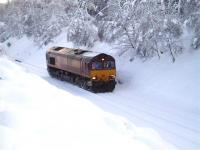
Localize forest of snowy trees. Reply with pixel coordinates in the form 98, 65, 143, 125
0, 0, 200, 61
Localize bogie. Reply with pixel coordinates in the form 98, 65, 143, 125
47, 66, 115, 92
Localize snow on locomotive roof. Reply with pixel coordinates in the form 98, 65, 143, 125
49, 47, 102, 58
82, 51, 101, 57
49, 47, 72, 53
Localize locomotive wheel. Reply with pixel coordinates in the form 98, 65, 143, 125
80, 81, 85, 89
83, 81, 90, 90
47, 66, 116, 93
78, 80, 88, 90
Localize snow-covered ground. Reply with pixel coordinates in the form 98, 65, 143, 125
0, 57, 178, 150
0, 35, 200, 150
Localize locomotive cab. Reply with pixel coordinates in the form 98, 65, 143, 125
88, 54, 116, 92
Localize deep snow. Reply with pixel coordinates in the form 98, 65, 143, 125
0, 57, 176, 150
0, 34, 200, 149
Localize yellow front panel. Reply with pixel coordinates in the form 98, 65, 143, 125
90, 69, 116, 81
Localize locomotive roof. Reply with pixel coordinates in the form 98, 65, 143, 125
82, 51, 100, 57
49, 47, 102, 58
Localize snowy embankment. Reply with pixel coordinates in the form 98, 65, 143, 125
0, 57, 176, 150
0, 35, 200, 149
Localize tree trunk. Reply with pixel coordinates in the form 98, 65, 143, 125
178, 0, 183, 15
168, 39, 176, 63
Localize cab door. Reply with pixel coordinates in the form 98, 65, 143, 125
81, 58, 85, 76
81, 59, 90, 77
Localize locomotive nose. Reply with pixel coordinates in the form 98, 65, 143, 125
101, 74, 106, 80
91, 70, 116, 82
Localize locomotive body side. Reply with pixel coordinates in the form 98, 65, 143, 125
46, 47, 91, 77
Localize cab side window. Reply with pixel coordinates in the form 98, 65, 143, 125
49, 57, 55, 65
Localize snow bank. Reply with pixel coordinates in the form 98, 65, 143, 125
4, 37, 38, 61
1, 34, 199, 149
116, 50, 200, 113
0, 57, 177, 150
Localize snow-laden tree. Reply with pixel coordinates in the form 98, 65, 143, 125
67, 8, 98, 47
0, 0, 199, 60
161, 0, 200, 50
182, 0, 200, 49
106, 0, 183, 62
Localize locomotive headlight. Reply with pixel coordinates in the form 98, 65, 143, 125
92, 76, 96, 80
109, 75, 116, 79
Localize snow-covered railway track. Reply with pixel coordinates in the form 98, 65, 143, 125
103, 93, 199, 133
44, 77, 199, 149
89, 93, 199, 149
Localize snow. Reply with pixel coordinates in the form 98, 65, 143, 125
0, 34, 200, 150
0, 57, 176, 150
114, 52, 200, 149
0, 22, 5, 27
82, 51, 100, 57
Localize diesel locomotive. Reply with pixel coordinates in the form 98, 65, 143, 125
46, 47, 116, 92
